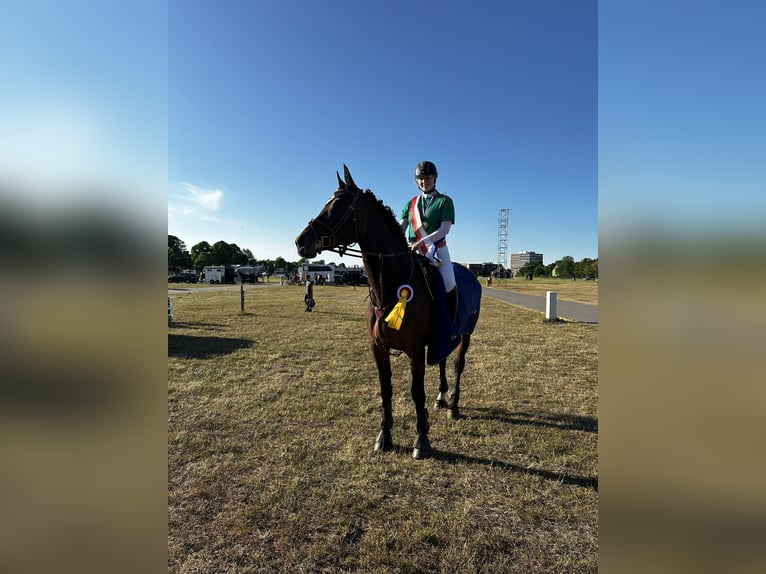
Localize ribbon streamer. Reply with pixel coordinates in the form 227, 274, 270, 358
384, 285, 413, 331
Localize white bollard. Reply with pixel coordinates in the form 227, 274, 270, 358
546, 291, 557, 320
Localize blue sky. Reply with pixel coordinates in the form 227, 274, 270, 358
1, 1, 166, 216
2, 2, 761, 268
168, 0, 598, 266
599, 0, 765, 238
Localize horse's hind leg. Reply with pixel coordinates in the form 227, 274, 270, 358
448, 335, 471, 420
373, 344, 394, 452
434, 359, 449, 410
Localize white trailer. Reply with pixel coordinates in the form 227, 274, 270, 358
201, 265, 225, 284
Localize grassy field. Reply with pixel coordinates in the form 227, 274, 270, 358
168, 284, 598, 573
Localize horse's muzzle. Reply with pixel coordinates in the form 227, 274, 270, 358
295, 233, 319, 258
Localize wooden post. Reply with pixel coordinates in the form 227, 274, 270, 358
240, 285, 245, 312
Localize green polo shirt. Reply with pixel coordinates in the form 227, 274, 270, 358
400, 191, 455, 243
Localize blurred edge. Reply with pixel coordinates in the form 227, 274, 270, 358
0, 2, 167, 574
600, 224, 766, 574
599, 1, 766, 571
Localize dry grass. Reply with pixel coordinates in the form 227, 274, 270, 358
168, 284, 598, 573
486, 277, 598, 305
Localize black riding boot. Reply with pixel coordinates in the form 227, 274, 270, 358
446, 288, 458, 321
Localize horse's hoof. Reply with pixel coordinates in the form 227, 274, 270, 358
412, 436, 432, 460
434, 399, 448, 410
447, 408, 460, 420
412, 446, 432, 460
374, 430, 393, 452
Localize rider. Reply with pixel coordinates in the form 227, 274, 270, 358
399, 160, 458, 319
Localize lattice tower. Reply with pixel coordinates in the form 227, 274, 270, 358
497, 208, 510, 271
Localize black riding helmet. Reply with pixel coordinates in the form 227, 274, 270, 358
414, 161, 438, 180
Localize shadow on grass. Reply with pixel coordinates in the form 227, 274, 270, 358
168, 321, 228, 330
375, 444, 597, 490
433, 449, 598, 491
468, 407, 598, 433
168, 334, 253, 359
229, 310, 363, 321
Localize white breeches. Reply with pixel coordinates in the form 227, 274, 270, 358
434, 245, 456, 292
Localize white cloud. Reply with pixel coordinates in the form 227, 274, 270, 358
168, 182, 226, 226
179, 182, 223, 211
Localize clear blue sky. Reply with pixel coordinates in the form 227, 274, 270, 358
599, 0, 765, 238
168, 0, 598, 267
3, 2, 761, 267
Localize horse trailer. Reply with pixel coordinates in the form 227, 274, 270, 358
200, 265, 236, 284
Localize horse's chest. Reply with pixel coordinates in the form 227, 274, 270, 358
371, 306, 418, 352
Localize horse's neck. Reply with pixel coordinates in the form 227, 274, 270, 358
357, 203, 410, 306
356, 205, 401, 256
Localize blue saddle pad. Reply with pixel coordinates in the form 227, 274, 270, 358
427, 264, 482, 365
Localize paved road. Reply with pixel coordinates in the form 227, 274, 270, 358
481, 287, 598, 324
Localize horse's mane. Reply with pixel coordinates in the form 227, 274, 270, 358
362, 189, 408, 249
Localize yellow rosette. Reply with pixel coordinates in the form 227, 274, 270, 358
384, 285, 413, 331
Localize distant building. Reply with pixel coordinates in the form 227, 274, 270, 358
510, 251, 543, 277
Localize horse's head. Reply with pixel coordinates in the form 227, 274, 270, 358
295, 165, 363, 258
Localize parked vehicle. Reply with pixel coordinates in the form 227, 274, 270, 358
336, 270, 368, 285
168, 271, 198, 283
235, 265, 264, 284
200, 265, 236, 284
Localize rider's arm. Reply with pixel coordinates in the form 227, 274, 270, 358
413, 220, 452, 247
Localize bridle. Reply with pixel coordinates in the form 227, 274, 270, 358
303, 187, 362, 258
306, 186, 409, 260
304, 183, 431, 333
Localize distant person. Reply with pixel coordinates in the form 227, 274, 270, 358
304, 276, 315, 312
399, 160, 457, 318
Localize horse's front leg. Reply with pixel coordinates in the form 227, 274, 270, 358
410, 350, 432, 460
372, 343, 394, 453
434, 359, 449, 410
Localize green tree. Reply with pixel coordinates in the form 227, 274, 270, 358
190, 241, 214, 269
227, 243, 250, 266
273, 256, 287, 271
553, 256, 575, 278
168, 235, 193, 271
574, 257, 598, 278
211, 241, 234, 265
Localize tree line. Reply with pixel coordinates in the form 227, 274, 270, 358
518, 255, 598, 279
168, 235, 299, 276
169, 235, 597, 279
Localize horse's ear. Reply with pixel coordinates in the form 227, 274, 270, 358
343, 164, 358, 190
336, 171, 345, 189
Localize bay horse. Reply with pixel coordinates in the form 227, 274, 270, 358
295, 166, 481, 459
